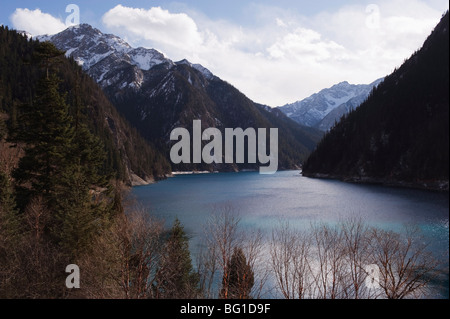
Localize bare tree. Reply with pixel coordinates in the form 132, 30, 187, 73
310, 222, 348, 299
0, 135, 24, 175
1, 197, 68, 298
125, 209, 164, 298
242, 229, 269, 299
78, 218, 125, 299
270, 221, 313, 299
368, 225, 440, 299
340, 218, 374, 299
80, 207, 164, 299
24, 196, 48, 243
196, 238, 218, 299
198, 204, 242, 299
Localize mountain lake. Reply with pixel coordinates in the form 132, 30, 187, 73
132, 170, 449, 298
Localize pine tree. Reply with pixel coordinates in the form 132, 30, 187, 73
33, 41, 65, 79
13, 73, 74, 207
12, 42, 115, 259
220, 247, 254, 299
54, 167, 97, 258
155, 218, 200, 298
53, 119, 111, 258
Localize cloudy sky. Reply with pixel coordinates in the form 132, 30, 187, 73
1, 0, 448, 106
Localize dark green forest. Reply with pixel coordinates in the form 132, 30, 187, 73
0, 26, 171, 185
303, 12, 449, 190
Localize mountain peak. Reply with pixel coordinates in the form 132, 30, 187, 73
176, 59, 191, 65
279, 79, 383, 129
37, 24, 176, 86
36, 23, 324, 172
54, 23, 102, 38
303, 12, 449, 188
175, 59, 214, 79
37, 24, 219, 86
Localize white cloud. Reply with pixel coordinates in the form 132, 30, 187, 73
10, 8, 66, 36
100, 1, 446, 106
266, 28, 347, 62
11, 1, 447, 107
102, 5, 203, 54
276, 18, 288, 28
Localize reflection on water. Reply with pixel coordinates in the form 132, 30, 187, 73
132, 170, 449, 298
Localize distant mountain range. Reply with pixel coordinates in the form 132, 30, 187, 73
278, 79, 384, 131
39, 24, 323, 172
303, 11, 449, 191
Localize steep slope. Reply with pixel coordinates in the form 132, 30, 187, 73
303, 12, 449, 191
279, 79, 383, 129
39, 25, 175, 90
0, 26, 171, 185
42, 24, 322, 172
315, 78, 384, 131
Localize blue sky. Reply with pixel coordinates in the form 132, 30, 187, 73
2, 1, 448, 106
1, 1, 381, 27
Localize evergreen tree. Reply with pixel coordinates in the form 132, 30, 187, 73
13, 73, 75, 209
220, 247, 254, 299
54, 118, 111, 258
155, 218, 200, 298
54, 167, 97, 258
13, 69, 110, 258
33, 41, 65, 79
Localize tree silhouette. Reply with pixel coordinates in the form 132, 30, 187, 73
220, 247, 254, 299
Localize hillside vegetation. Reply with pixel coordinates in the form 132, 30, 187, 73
303, 12, 449, 191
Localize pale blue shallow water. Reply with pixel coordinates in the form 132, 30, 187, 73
132, 170, 449, 298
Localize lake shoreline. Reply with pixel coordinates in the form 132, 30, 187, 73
132, 170, 449, 299
132, 169, 449, 193
302, 172, 449, 193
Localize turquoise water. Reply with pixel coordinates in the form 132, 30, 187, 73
132, 170, 449, 298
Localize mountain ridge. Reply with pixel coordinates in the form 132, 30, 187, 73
40, 23, 323, 172
302, 12, 449, 191
279, 78, 384, 131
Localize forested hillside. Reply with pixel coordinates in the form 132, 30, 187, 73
303, 12, 449, 191
42, 24, 323, 172
0, 25, 177, 298
0, 26, 171, 186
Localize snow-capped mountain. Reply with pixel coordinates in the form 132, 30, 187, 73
38, 24, 177, 89
278, 79, 383, 130
303, 12, 449, 190
38, 23, 323, 171
176, 59, 214, 80
37, 24, 218, 93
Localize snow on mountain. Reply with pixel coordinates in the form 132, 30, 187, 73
278, 79, 384, 130
175, 59, 215, 80
316, 78, 384, 131
17, 30, 33, 39
33, 23, 324, 171
36, 24, 215, 90
128, 47, 168, 71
